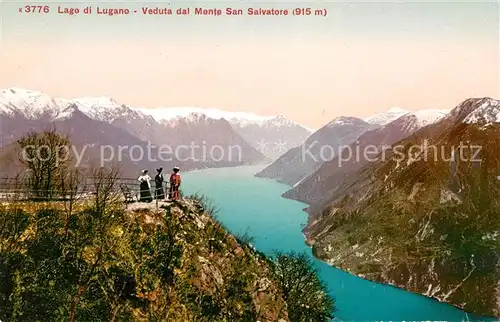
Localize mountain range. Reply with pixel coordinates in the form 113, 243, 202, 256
282, 108, 450, 210
283, 113, 427, 208
0, 88, 312, 176
134, 107, 314, 160
256, 107, 449, 187
299, 97, 500, 317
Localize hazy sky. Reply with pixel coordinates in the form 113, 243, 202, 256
1, 0, 499, 128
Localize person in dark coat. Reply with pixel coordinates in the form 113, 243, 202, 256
138, 169, 152, 202
154, 167, 165, 200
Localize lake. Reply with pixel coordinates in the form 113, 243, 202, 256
182, 165, 483, 321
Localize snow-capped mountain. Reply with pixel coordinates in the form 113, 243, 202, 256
137, 107, 314, 159
0, 88, 312, 160
0, 88, 150, 123
365, 107, 449, 127
364, 107, 409, 125
462, 98, 500, 125
412, 109, 449, 126
0, 88, 62, 120
0, 87, 267, 175
58, 96, 157, 125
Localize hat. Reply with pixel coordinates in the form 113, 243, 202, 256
173, 166, 180, 171
142, 169, 148, 174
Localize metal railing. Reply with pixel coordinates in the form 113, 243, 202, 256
0, 176, 174, 202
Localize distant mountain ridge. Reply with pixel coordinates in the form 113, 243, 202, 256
255, 116, 380, 186
255, 107, 449, 187
136, 107, 314, 159
364, 107, 409, 125
364, 106, 449, 126
136, 106, 313, 129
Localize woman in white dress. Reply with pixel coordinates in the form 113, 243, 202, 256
138, 169, 152, 202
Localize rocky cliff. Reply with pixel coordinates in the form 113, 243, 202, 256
304, 98, 500, 317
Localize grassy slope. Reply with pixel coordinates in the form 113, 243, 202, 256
0, 197, 289, 321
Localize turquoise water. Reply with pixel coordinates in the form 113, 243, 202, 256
182, 165, 488, 321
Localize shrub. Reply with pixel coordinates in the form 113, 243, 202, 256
272, 251, 335, 322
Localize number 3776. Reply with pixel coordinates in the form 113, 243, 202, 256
21, 5, 50, 13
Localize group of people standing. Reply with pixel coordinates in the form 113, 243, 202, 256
137, 167, 181, 202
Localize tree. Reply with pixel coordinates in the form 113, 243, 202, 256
89, 166, 122, 217
272, 251, 335, 322
17, 129, 71, 200
61, 168, 85, 236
